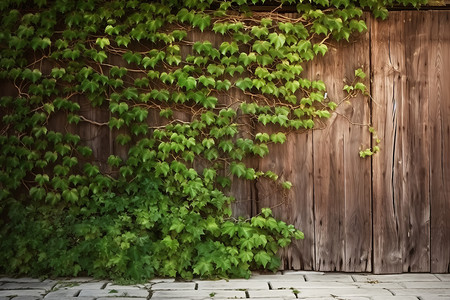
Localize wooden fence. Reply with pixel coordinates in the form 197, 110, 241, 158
241, 10, 450, 274
46, 9, 450, 274
2, 10, 449, 274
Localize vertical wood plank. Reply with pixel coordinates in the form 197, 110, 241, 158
429, 11, 450, 273
402, 11, 431, 273
372, 11, 432, 273
256, 130, 315, 270
372, 11, 405, 273
312, 17, 372, 272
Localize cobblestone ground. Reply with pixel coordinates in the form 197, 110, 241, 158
0, 271, 449, 300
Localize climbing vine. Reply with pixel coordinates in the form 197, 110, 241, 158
0, 0, 425, 281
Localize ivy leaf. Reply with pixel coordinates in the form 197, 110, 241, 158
313, 43, 328, 56
279, 22, 294, 34
213, 22, 228, 35
268, 33, 286, 49
80, 79, 99, 93
252, 40, 270, 54
202, 96, 218, 109
192, 14, 210, 32
254, 251, 271, 268
123, 51, 142, 65
260, 18, 272, 27
230, 162, 246, 178
201, 111, 215, 125
312, 80, 326, 91
30, 37, 51, 50
238, 52, 257, 66
270, 132, 287, 144
355, 82, 366, 93
216, 79, 231, 91
193, 259, 213, 276
219, 41, 239, 55
178, 76, 197, 91
219, 140, 233, 152
202, 138, 215, 149
252, 144, 269, 157
312, 23, 329, 35
51, 68, 66, 79
251, 26, 269, 38
285, 81, 300, 93
235, 78, 253, 91
355, 68, 366, 79
95, 37, 110, 49
115, 35, 131, 47
62, 188, 79, 203
297, 40, 311, 53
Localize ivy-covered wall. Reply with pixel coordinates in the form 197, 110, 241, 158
0, 0, 427, 281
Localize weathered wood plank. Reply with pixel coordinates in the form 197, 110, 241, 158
371, 11, 405, 274
372, 11, 432, 273
429, 11, 450, 273
312, 16, 372, 272
256, 129, 315, 270
402, 10, 431, 273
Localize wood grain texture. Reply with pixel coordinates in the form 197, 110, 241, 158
312, 17, 372, 272
402, 11, 431, 273
372, 11, 436, 273
429, 11, 450, 273
256, 129, 315, 270
371, 11, 405, 273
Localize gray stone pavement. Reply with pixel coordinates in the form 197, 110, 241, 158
0, 271, 449, 300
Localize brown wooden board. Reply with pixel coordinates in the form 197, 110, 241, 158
311, 18, 372, 272
372, 11, 433, 273
256, 129, 315, 270
429, 11, 450, 273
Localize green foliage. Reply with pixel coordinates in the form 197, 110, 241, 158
0, 0, 423, 282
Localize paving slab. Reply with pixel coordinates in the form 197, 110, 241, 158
0, 290, 46, 297
196, 279, 269, 290
390, 288, 450, 296
43, 289, 80, 298
44, 296, 93, 300
104, 282, 144, 290
420, 296, 450, 300
437, 274, 450, 282
282, 271, 325, 275
53, 281, 107, 290
295, 298, 336, 300
288, 288, 392, 298
148, 278, 176, 283
9, 297, 43, 300
401, 281, 450, 289
0, 282, 56, 291
0, 278, 42, 283
353, 274, 440, 282
151, 282, 196, 290
52, 277, 94, 283
371, 296, 419, 300
151, 289, 246, 299
305, 274, 355, 282
97, 298, 147, 300
78, 288, 149, 298
249, 274, 306, 282
271, 281, 404, 290
247, 289, 297, 298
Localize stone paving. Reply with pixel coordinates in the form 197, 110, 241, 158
0, 271, 449, 300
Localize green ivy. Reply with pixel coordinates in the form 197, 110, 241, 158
0, 0, 425, 281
